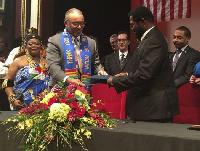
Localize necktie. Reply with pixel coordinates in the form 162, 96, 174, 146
172, 49, 181, 71
74, 38, 82, 79
120, 53, 125, 70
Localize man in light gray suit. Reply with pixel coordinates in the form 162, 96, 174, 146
47, 8, 106, 88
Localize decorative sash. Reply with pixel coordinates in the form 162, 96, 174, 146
61, 27, 91, 85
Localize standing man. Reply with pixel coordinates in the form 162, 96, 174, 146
47, 8, 106, 88
169, 26, 200, 88
100, 34, 119, 67
104, 31, 132, 75
107, 6, 179, 122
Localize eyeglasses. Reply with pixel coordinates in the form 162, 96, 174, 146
118, 39, 128, 42
70, 21, 86, 27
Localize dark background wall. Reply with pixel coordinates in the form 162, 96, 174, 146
3, 0, 131, 58
51, 0, 131, 59
0, 0, 16, 50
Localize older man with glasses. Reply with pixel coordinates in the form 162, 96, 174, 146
47, 8, 107, 90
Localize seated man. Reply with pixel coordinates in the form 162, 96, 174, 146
169, 26, 200, 87
104, 31, 132, 76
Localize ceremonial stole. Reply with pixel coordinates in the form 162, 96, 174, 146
61, 28, 91, 86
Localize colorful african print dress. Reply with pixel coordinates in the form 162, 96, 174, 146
13, 64, 49, 107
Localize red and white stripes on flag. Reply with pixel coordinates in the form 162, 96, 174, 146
140, 0, 191, 22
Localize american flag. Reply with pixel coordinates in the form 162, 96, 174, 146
140, 0, 191, 22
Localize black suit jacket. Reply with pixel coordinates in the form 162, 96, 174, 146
104, 51, 133, 76
112, 27, 179, 121
169, 46, 200, 87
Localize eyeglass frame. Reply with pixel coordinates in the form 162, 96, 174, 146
66, 20, 86, 27
117, 38, 128, 42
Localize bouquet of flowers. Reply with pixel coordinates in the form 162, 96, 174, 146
3, 82, 116, 151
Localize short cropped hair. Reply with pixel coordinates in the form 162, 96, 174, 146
176, 26, 191, 38
64, 8, 83, 22
118, 31, 129, 40
128, 6, 154, 23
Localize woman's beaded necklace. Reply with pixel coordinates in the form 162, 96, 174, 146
26, 51, 41, 68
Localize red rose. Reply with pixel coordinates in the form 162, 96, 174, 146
70, 101, 78, 109
48, 97, 57, 106
67, 111, 76, 121
59, 99, 67, 104
75, 107, 86, 118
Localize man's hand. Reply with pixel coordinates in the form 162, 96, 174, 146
98, 70, 108, 75
66, 77, 85, 87
190, 75, 196, 84
115, 72, 127, 77
107, 76, 114, 87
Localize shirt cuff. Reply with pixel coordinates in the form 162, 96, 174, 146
63, 76, 69, 82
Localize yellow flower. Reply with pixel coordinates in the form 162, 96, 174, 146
25, 119, 33, 128
18, 122, 25, 129
84, 130, 91, 139
81, 128, 85, 133
77, 129, 80, 135
39, 145, 44, 149
49, 103, 71, 122
41, 92, 56, 104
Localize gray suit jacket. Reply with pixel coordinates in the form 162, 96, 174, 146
47, 33, 103, 87
112, 27, 179, 121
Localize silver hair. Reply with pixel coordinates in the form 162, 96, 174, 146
64, 8, 83, 22
110, 34, 118, 39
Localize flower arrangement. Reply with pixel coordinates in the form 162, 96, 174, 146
3, 82, 116, 151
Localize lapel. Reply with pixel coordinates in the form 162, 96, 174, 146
175, 46, 191, 70
114, 51, 120, 69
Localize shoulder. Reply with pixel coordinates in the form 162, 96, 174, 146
13, 55, 26, 63
108, 52, 117, 57
186, 46, 200, 55
85, 36, 96, 44
48, 33, 62, 43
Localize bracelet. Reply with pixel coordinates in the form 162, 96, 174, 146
2, 79, 14, 89
8, 94, 17, 104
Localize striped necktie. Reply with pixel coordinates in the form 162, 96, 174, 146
172, 49, 182, 71
74, 38, 82, 79
120, 53, 125, 70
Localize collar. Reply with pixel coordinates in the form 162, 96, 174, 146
177, 45, 188, 52
141, 26, 155, 41
119, 50, 128, 58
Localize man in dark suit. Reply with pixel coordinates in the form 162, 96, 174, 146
47, 8, 106, 88
169, 26, 200, 88
109, 34, 119, 53
104, 31, 132, 76
107, 6, 179, 122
